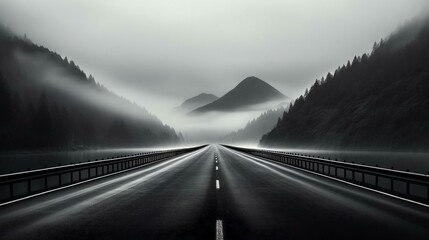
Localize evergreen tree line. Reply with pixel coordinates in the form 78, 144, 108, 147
222, 107, 285, 144
0, 26, 180, 151
260, 15, 429, 151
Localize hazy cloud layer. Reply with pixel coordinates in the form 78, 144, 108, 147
0, 0, 427, 139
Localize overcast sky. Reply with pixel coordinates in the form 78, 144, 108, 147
0, 0, 427, 138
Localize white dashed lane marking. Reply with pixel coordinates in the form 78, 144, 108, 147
216, 220, 224, 240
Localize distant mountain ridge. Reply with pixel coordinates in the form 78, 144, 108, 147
175, 93, 218, 113
260, 15, 429, 151
190, 76, 286, 114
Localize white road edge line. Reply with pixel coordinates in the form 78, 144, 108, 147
223, 146, 429, 209
0, 147, 208, 207
216, 220, 224, 240
216, 180, 220, 189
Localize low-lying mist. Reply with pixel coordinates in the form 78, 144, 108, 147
14, 49, 287, 145
0, 34, 180, 150
164, 110, 268, 143
15, 51, 159, 123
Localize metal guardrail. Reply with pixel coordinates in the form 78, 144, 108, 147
0, 145, 207, 204
224, 145, 429, 204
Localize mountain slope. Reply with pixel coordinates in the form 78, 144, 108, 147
260, 15, 429, 151
222, 108, 285, 144
0, 26, 180, 150
175, 93, 218, 113
191, 76, 286, 114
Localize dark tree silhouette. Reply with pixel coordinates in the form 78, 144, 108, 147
0, 25, 181, 151
260, 15, 429, 151
222, 108, 285, 144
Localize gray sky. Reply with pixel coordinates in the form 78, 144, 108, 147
0, 0, 427, 139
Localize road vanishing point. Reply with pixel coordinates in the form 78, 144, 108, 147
0, 145, 428, 240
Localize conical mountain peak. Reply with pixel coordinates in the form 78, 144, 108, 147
239, 76, 266, 85
190, 76, 287, 114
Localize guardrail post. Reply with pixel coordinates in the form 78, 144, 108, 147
427, 185, 429, 201
406, 182, 410, 196
45, 176, 48, 190
375, 175, 378, 188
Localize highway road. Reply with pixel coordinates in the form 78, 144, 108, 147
0, 145, 428, 240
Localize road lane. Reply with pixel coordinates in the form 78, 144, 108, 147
1, 144, 428, 240
0, 146, 217, 240
218, 145, 429, 240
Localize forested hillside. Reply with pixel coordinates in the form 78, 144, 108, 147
0, 26, 181, 151
260, 15, 429, 151
222, 108, 285, 144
